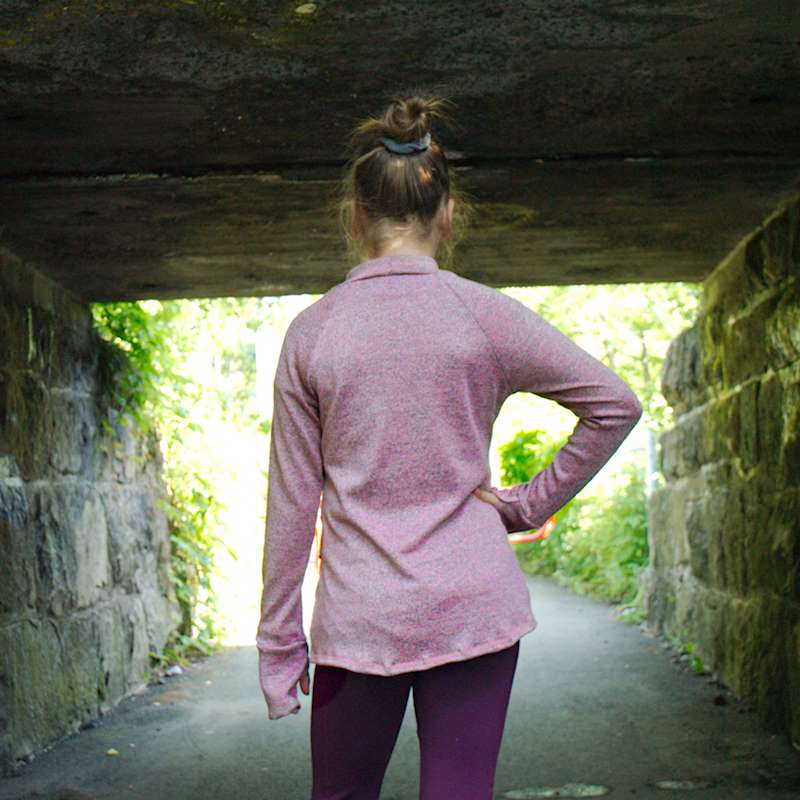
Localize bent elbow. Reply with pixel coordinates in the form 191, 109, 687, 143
622, 391, 644, 425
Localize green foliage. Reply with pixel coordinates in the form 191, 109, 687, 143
503, 282, 702, 435
499, 435, 650, 606
669, 638, 707, 674
495, 429, 576, 576
92, 301, 183, 437
91, 299, 232, 663
497, 429, 566, 487
548, 462, 649, 605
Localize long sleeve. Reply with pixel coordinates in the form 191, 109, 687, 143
256, 321, 324, 719
481, 291, 643, 533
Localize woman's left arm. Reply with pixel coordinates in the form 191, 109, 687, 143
256, 323, 324, 720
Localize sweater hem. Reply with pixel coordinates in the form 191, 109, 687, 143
309, 617, 537, 676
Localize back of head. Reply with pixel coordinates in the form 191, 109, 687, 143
337, 93, 474, 270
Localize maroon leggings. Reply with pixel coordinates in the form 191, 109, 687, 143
309, 640, 520, 800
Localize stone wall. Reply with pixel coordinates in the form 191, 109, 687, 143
640, 195, 800, 744
0, 250, 178, 775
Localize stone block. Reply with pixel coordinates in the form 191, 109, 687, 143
766, 278, 800, 366
105, 419, 145, 484
29, 483, 110, 615
0, 617, 78, 767
685, 498, 709, 584
0, 298, 28, 372
703, 198, 799, 316
743, 200, 798, 288
671, 566, 699, 634
646, 487, 670, 569
118, 594, 150, 693
746, 488, 800, 600
142, 586, 178, 656
726, 594, 797, 734
73, 491, 111, 610
719, 481, 748, 596
669, 574, 730, 678
4, 372, 50, 481
684, 461, 737, 593
1, 261, 97, 391
0, 460, 29, 527
686, 582, 724, 674
781, 365, 800, 488
100, 483, 155, 594
699, 306, 725, 389
93, 602, 129, 709
737, 380, 759, 472
703, 246, 751, 330
47, 392, 96, 476
58, 611, 108, 722
720, 293, 781, 389
638, 564, 674, 635
647, 484, 684, 570
0, 465, 33, 617
659, 412, 703, 479
757, 370, 785, 482
659, 323, 706, 416
46, 312, 98, 394
97, 481, 176, 642
21, 305, 53, 378
700, 393, 738, 465
648, 470, 709, 573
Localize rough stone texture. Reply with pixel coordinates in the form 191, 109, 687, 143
0, 1, 798, 298
0, 158, 799, 300
0, 250, 179, 776
1, 1, 798, 175
640, 194, 800, 745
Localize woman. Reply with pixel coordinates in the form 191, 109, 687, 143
257, 94, 643, 800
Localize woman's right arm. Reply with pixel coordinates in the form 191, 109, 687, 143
478, 289, 643, 534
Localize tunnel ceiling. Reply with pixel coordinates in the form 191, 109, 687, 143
0, 0, 799, 299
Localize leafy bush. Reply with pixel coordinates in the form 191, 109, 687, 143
545, 461, 648, 605
499, 430, 649, 606
91, 300, 229, 663
496, 429, 575, 576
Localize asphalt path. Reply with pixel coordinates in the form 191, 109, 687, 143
2, 573, 799, 799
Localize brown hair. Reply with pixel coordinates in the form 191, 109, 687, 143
336, 93, 475, 271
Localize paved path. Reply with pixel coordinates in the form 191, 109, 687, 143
2, 574, 799, 800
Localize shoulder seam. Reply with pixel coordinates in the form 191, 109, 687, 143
437, 272, 512, 396
285, 302, 325, 403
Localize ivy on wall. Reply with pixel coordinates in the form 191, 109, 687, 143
91, 299, 231, 662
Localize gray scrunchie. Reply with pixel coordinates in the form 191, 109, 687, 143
379, 132, 431, 154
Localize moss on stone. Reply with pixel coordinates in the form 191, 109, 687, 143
648, 195, 800, 745
474, 202, 539, 230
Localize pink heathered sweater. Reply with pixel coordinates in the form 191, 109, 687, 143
256, 254, 643, 719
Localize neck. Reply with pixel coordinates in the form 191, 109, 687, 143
368, 239, 439, 259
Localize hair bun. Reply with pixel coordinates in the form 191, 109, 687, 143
380, 96, 429, 145
346, 94, 458, 155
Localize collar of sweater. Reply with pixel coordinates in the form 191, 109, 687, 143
345, 254, 439, 283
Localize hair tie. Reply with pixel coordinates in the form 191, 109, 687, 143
379, 132, 431, 154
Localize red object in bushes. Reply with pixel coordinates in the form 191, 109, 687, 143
508, 515, 557, 544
